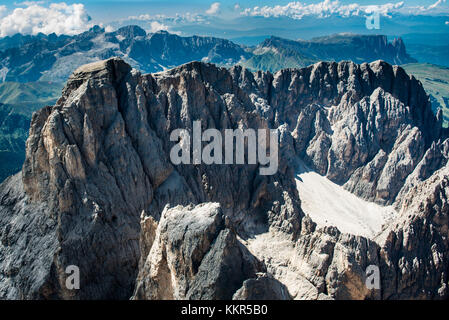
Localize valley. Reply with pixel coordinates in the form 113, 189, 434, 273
402, 63, 449, 126
0, 81, 63, 181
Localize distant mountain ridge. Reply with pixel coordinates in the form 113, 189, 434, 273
0, 25, 251, 83
242, 34, 417, 72
0, 27, 417, 84
0, 27, 444, 184
0, 33, 70, 52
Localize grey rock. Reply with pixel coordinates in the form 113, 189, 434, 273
233, 273, 291, 300
132, 203, 264, 300
378, 165, 449, 299
0, 173, 57, 299
0, 57, 448, 300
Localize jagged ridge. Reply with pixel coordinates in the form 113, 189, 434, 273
0, 57, 448, 300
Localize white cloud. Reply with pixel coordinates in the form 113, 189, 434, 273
149, 21, 169, 32
104, 25, 115, 33
14, 1, 45, 6
206, 2, 221, 15
0, 3, 93, 37
409, 0, 447, 13
241, 0, 449, 19
446, 21, 449, 25
125, 12, 207, 25
127, 14, 153, 21
428, 0, 445, 10
363, 2, 404, 15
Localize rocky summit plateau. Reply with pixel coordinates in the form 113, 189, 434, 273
0, 57, 448, 300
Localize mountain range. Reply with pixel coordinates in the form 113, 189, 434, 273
0, 0, 449, 301
242, 34, 416, 72
0, 26, 418, 84
0, 25, 251, 83
1, 57, 448, 300
116, 13, 449, 46
0, 26, 448, 186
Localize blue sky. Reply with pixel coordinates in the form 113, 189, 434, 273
1, 1, 448, 21
0, 0, 448, 38
56, 1, 449, 20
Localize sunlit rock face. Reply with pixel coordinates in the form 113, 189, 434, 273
0, 57, 448, 300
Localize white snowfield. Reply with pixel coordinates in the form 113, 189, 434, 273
295, 161, 396, 239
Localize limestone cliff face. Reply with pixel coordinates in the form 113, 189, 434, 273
0, 57, 448, 299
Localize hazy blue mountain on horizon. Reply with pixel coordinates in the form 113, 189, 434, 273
0, 33, 70, 52
0, 26, 420, 84
113, 13, 449, 45
0, 25, 251, 83
241, 34, 417, 72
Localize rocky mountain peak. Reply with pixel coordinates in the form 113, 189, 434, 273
114, 25, 147, 38
1, 57, 449, 300
74, 25, 105, 41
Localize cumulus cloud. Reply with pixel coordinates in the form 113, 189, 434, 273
127, 14, 155, 21
124, 16, 181, 35
104, 25, 115, 33
125, 12, 206, 25
206, 2, 221, 15
149, 21, 170, 32
240, 0, 431, 19
121, 12, 206, 35
0, 2, 93, 37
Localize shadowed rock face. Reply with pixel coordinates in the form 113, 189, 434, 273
0, 57, 448, 300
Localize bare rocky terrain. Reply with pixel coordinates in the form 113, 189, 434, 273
0, 57, 448, 299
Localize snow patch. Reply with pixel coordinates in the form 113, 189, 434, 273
253, 46, 278, 55
116, 35, 126, 42
295, 161, 396, 238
